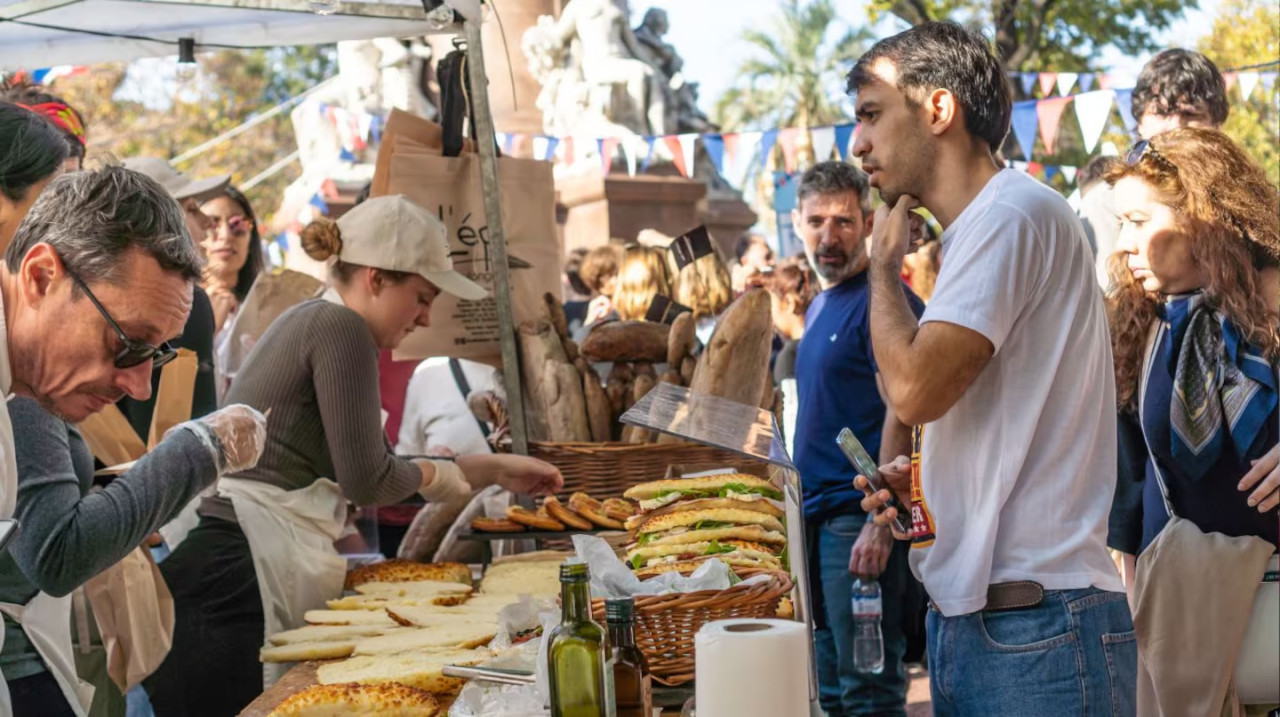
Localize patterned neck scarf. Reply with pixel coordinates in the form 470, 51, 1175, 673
1162, 293, 1277, 481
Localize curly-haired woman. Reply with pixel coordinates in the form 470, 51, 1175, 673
1106, 127, 1277, 713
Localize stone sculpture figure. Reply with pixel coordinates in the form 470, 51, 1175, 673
523, 0, 667, 138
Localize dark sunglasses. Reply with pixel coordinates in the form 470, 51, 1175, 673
67, 270, 177, 369
1125, 139, 1175, 172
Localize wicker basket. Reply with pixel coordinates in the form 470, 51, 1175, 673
589, 570, 794, 686
521, 441, 766, 501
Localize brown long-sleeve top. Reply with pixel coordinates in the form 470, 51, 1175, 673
199, 299, 422, 523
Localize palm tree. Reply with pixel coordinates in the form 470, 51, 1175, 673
714, 0, 872, 132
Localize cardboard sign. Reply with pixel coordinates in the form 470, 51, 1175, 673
668, 225, 715, 270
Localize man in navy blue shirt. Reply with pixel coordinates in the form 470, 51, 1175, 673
792, 161, 924, 716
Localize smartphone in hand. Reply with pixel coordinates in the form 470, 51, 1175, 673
836, 428, 913, 536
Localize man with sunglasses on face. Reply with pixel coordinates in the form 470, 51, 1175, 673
0, 164, 267, 715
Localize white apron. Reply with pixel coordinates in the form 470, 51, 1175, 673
1, 290, 19, 519
216, 477, 347, 688
0, 592, 95, 716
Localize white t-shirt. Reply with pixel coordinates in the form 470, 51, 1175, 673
396, 357, 497, 458
908, 169, 1124, 616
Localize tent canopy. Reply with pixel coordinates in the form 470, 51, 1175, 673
0, 0, 438, 67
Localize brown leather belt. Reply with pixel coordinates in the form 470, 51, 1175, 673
931, 581, 1045, 613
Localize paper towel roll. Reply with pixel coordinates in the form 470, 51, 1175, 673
694, 618, 810, 717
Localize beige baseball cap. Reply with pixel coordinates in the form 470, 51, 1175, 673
122, 157, 230, 203
337, 195, 488, 301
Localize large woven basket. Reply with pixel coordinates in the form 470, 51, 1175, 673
522, 441, 766, 501
589, 570, 794, 686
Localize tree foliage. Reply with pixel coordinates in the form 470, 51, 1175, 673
869, 0, 1194, 70
49, 45, 336, 227
1198, 0, 1280, 185
714, 0, 872, 131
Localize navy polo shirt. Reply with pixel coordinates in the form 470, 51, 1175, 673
793, 271, 925, 522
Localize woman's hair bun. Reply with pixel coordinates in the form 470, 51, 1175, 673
300, 217, 342, 261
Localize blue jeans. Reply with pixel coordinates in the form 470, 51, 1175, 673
807, 513, 910, 717
927, 587, 1137, 717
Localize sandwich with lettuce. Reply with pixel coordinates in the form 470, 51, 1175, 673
622, 474, 786, 576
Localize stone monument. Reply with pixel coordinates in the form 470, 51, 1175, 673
521, 0, 756, 256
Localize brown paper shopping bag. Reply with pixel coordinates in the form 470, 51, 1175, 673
75, 349, 196, 690
381, 151, 562, 363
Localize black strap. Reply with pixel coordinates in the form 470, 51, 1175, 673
437, 47, 474, 158
450, 358, 490, 438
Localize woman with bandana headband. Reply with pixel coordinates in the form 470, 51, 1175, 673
0, 80, 86, 172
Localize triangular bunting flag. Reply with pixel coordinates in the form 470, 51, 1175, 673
1096, 74, 1112, 90
1011, 100, 1039, 160
811, 126, 837, 163
599, 137, 621, 176
1062, 166, 1078, 185
1074, 89, 1116, 154
1043, 165, 1059, 182
1223, 72, 1238, 92
532, 136, 555, 162
732, 131, 762, 187
677, 133, 698, 178
642, 136, 658, 172
1238, 72, 1260, 101
1037, 97, 1072, 155
1066, 188, 1082, 212
1056, 73, 1079, 97
664, 136, 688, 177
1038, 72, 1058, 96
1261, 72, 1278, 95
511, 133, 530, 158
703, 134, 726, 174
833, 123, 856, 161
621, 137, 639, 177
502, 132, 516, 155
777, 128, 802, 172
1020, 73, 1038, 96
759, 129, 779, 169
1079, 74, 1095, 93
562, 136, 576, 165
1027, 161, 1044, 176
1011, 160, 1028, 172
1114, 89, 1137, 133
722, 133, 740, 173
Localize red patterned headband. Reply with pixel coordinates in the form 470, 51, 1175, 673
19, 101, 86, 146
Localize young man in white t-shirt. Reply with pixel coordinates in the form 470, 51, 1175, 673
847, 22, 1136, 715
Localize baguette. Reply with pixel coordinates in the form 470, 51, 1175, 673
667, 311, 696, 367
580, 321, 670, 363
470, 517, 526, 533
581, 363, 612, 444
543, 292, 569, 343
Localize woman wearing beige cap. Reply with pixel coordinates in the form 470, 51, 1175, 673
144, 195, 563, 716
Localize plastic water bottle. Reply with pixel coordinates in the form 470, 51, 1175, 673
851, 578, 885, 674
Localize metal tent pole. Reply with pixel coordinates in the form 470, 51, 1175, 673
463, 16, 529, 456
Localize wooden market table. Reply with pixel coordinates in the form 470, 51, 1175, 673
238, 661, 326, 716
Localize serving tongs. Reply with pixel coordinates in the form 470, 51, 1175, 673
442, 664, 536, 686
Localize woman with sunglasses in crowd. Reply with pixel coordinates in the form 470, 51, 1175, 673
0, 102, 265, 716
1106, 127, 1278, 712
200, 185, 264, 399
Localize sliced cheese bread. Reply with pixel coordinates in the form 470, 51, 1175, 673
316, 648, 491, 694
477, 561, 561, 597
353, 624, 496, 655
345, 561, 472, 591
353, 581, 474, 598
260, 640, 357, 663
267, 624, 402, 646
267, 682, 441, 717
304, 610, 400, 627
327, 593, 470, 612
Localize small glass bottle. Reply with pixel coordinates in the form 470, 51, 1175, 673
548, 561, 608, 717
605, 597, 652, 717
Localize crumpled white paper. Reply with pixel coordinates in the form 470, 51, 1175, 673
572, 534, 772, 598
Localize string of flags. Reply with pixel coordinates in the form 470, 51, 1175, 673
10, 65, 88, 84
1006, 65, 1280, 98
498, 70, 1278, 179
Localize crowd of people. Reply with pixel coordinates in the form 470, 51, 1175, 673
0, 82, 563, 716
0, 18, 1273, 717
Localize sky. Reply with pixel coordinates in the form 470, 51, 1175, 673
630, 0, 1223, 120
